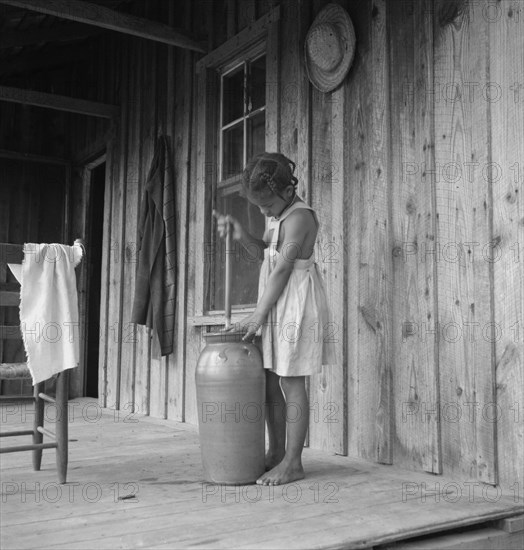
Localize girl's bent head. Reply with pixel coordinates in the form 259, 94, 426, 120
242, 152, 298, 205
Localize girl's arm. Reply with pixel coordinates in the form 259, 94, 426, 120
252, 255, 294, 318
240, 209, 312, 339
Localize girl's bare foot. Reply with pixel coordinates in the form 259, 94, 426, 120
257, 458, 304, 485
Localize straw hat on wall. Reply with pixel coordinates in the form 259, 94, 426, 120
304, 3, 356, 93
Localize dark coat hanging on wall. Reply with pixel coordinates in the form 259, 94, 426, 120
131, 135, 176, 356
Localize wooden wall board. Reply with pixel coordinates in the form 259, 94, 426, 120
133, 1, 151, 417
388, 0, 441, 473
327, 80, 348, 455
308, 0, 331, 451
238, 0, 256, 31
257, 0, 279, 19
278, 0, 298, 162
71, 165, 90, 399
490, 0, 524, 489
265, 6, 280, 151
365, 0, 393, 464
295, 0, 311, 204
306, 0, 348, 456
434, 0, 497, 483
183, 62, 206, 427
118, 33, 140, 415
158, 35, 171, 421
183, 0, 216, 425
145, 27, 168, 421
343, 0, 364, 461
97, 138, 114, 407
164, 0, 177, 420
309, 81, 334, 449
343, 0, 393, 463
295, 0, 312, 448
169, 0, 193, 422
103, 36, 129, 412
192, 65, 215, 320
226, 0, 236, 39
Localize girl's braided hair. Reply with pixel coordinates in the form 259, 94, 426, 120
242, 152, 298, 199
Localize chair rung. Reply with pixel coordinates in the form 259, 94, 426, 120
0, 429, 34, 437
38, 393, 56, 404
0, 395, 35, 402
37, 426, 55, 439
0, 442, 57, 453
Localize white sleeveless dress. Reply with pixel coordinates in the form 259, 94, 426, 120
257, 200, 336, 376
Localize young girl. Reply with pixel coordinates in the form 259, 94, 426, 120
213, 152, 335, 486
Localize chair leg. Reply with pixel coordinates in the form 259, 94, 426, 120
32, 382, 45, 471
55, 371, 69, 484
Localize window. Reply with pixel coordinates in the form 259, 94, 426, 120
193, 7, 280, 323
220, 53, 267, 180
212, 50, 267, 311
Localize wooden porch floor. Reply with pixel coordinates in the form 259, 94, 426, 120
1, 399, 522, 550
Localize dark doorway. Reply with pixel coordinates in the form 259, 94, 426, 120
85, 162, 105, 398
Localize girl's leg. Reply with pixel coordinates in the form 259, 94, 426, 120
265, 370, 286, 469
257, 376, 308, 485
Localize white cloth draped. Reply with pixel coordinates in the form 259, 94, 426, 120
9, 243, 83, 384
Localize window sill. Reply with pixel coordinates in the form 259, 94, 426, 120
189, 308, 255, 327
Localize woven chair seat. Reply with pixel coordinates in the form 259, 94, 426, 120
0, 362, 31, 379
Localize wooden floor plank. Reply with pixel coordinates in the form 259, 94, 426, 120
1, 400, 522, 550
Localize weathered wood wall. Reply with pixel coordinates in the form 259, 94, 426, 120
0, 0, 521, 491
339, 0, 522, 488
489, 0, 523, 495
0, 159, 69, 396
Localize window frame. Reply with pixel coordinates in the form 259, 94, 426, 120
191, 6, 280, 326
218, 47, 266, 185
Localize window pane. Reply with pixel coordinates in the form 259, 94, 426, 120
222, 122, 244, 179
248, 55, 266, 112
212, 48, 267, 312
222, 65, 244, 125
212, 190, 265, 310
247, 111, 266, 160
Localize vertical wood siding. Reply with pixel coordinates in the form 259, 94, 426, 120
434, 0, 496, 484
342, 0, 393, 464
308, 0, 347, 456
389, 0, 441, 474
490, 0, 523, 489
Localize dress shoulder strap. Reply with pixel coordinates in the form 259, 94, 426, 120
270, 197, 318, 247
267, 217, 280, 247
279, 199, 319, 230
277, 198, 316, 222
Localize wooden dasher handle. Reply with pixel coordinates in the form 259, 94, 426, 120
224, 219, 232, 330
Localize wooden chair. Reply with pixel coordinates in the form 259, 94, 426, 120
0, 243, 79, 484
